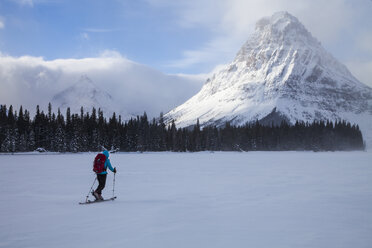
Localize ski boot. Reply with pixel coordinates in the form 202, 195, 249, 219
92, 191, 100, 201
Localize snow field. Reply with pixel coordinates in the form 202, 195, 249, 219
1, 152, 372, 248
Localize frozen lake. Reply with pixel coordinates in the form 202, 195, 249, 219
1, 152, 372, 248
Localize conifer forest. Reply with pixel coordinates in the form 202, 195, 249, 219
0, 104, 365, 153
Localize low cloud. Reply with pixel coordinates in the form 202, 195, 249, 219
0, 51, 205, 118
346, 60, 372, 88
357, 32, 372, 55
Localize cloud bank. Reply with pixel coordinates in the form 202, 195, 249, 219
0, 51, 205, 118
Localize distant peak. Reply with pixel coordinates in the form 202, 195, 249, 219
73, 75, 99, 91
271, 11, 298, 23
255, 11, 304, 33
78, 74, 94, 84
236, 12, 317, 63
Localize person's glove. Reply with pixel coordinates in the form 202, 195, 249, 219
113, 167, 117, 173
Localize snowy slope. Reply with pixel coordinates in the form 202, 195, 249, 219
1, 152, 372, 248
165, 12, 372, 146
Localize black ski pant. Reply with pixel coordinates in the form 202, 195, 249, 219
95, 174, 107, 195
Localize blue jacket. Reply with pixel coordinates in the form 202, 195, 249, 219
98, 150, 115, 175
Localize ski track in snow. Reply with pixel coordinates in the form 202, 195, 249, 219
1, 152, 372, 248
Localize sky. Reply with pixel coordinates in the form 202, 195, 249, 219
0, 0, 372, 116
0, 0, 372, 76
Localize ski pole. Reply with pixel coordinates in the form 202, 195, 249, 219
112, 173, 116, 198
85, 177, 97, 203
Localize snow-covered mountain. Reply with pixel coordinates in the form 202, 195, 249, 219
165, 12, 372, 146
51, 75, 128, 118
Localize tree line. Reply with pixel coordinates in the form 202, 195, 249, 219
0, 104, 365, 152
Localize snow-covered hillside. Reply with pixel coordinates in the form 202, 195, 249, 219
165, 12, 372, 146
1, 152, 372, 248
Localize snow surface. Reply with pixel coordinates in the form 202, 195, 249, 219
1, 152, 372, 248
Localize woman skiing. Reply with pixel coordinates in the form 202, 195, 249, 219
92, 150, 116, 200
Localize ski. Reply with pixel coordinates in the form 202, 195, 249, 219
79, 196, 116, 205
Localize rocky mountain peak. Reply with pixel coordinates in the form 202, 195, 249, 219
256, 11, 302, 32
236, 11, 319, 63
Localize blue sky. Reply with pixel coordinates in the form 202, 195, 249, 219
1, 0, 372, 79
0, 0, 215, 73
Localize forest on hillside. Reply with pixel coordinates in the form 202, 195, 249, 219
0, 104, 365, 152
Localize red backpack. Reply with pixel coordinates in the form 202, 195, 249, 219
93, 153, 107, 173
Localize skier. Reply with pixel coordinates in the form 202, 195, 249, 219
92, 150, 117, 201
